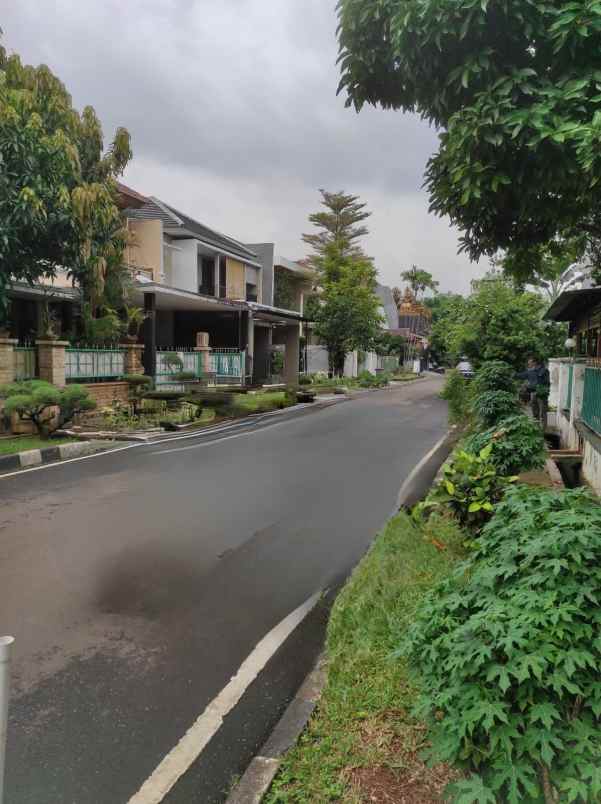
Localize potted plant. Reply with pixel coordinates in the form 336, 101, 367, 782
123, 305, 147, 343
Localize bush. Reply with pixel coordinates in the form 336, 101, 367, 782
464, 414, 546, 475
357, 370, 388, 388
122, 374, 152, 387
298, 374, 312, 385
472, 389, 520, 428
403, 486, 601, 803
416, 445, 517, 530
440, 369, 472, 425
171, 371, 196, 381
0, 380, 95, 436
472, 360, 517, 396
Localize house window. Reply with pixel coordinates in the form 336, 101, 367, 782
198, 256, 215, 296
245, 266, 260, 302
219, 256, 227, 298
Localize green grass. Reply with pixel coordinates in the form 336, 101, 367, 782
232, 391, 289, 413
265, 512, 465, 803
0, 436, 74, 455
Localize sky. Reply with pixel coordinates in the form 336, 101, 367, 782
2, 0, 487, 294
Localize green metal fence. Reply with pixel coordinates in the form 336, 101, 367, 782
65, 348, 125, 381
582, 367, 601, 435
210, 350, 245, 384
14, 346, 37, 380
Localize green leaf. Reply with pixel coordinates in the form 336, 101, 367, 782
448, 775, 496, 804
445, 480, 456, 495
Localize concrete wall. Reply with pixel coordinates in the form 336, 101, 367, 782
226, 258, 246, 300
306, 345, 362, 377
127, 220, 164, 281
583, 437, 601, 495
171, 239, 198, 292
246, 243, 274, 306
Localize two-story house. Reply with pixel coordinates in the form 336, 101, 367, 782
120, 184, 307, 385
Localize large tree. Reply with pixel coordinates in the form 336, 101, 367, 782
424, 292, 470, 366
337, 0, 601, 270
397, 265, 439, 299
0, 38, 132, 325
302, 189, 370, 270
304, 190, 382, 375
444, 276, 566, 369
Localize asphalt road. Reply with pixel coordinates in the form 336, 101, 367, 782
0, 376, 447, 803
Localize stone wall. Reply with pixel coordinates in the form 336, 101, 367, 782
84, 382, 130, 407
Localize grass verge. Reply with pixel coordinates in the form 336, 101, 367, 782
0, 436, 74, 455
266, 511, 465, 803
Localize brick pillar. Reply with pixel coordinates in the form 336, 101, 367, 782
36, 339, 68, 386
0, 338, 17, 385
193, 331, 212, 374
123, 343, 144, 375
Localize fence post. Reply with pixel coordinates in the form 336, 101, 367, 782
36, 340, 68, 387
0, 339, 17, 386
193, 332, 212, 375
123, 343, 145, 376
0, 636, 14, 804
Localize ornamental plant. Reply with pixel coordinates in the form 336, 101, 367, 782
464, 414, 546, 475
403, 486, 601, 803
472, 361, 517, 396
440, 368, 472, 425
472, 390, 520, 428
0, 380, 95, 437
416, 445, 516, 530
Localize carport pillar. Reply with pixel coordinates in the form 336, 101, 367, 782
283, 324, 300, 387
142, 292, 157, 378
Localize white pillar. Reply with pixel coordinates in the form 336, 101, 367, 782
214, 254, 220, 297
283, 325, 300, 386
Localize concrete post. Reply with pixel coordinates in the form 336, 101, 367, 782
0, 636, 14, 804
570, 363, 586, 425
283, 324, 300, 386
0, 339, 17, 385
36, 340, 68, 387
142, 292, 157, 377
548, 358, 561, 410
193, 331, 213, 375
123, 343, 144, 375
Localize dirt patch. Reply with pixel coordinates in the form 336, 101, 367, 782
346, 714, 460, 803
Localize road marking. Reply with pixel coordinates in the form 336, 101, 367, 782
394, 429, 452, 513
149, 415, 298, 456
128, 589, 323, 804
0, 442, 140, 480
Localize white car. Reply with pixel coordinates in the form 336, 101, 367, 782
456, 360, 474, 379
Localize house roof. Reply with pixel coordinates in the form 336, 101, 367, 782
116, 182, 149, 209
544, 287, 601, 322
274, 255, 314, 280
124, 196, 259, 263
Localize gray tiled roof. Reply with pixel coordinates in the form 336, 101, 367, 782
124, 197, 258, 262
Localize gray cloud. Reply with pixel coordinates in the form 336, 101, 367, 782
2, 0, 485, 292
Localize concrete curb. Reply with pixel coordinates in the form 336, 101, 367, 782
0, 439, 120, 475
225, 657, 327, 804
226, 423, 453, 804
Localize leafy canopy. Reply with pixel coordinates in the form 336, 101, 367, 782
443, 276, 565, 369
399, 265, 439, 299
302, 189, 370, 270
337, 0, 601, 266
0, 380, 95, 436
0, 37, 132, 323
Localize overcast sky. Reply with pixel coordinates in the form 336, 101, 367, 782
3, 0, 486, 293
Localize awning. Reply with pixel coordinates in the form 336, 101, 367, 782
131, 281, 248, 313
544, 288, 601, 321
247, 302, 307, 325
9, 281, 80, 303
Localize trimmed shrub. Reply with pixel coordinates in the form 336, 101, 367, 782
0, 380, 95, 436
472, 389, 520, 428
404, 486, 601, 803
464, 414, 546, 475
472, 360, 517, 396
440, 369, 472, 425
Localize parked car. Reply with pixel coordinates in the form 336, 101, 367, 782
456, 359, 474, 379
